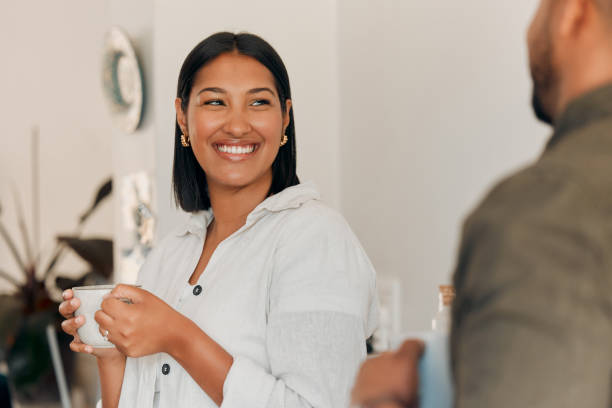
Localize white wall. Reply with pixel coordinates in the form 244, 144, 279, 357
337, 0, 550, 331
108, 0, 157, 284
0, 1, 113, 292
152, 0, 342, 238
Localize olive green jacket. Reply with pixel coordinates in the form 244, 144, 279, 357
451, 84, 612, 407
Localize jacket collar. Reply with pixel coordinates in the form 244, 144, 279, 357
547, 82, 612, 150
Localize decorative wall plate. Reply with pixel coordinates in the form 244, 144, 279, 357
102, 26, 144, 133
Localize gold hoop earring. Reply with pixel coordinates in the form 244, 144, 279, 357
280, 134, 288, 147
180, 133, 190, 147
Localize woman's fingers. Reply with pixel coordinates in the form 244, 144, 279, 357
95, 308, 114, 326
60, 289, 88, 353
110, 284, 143, 304
71, 338, 125, 359
100, 296, 132, 320
99, 325, 109, 338
95, 309, 127, 350
69, 339, 94, 354
62, 289, 73, 301
97, 311, 112, 338
58, 297, 80, 319
61, 315, 85, 337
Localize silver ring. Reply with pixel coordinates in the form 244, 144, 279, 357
103, 329, 109, 342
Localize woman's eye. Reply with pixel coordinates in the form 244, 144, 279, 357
204, 99, 224, 106
251, 99, 270, 107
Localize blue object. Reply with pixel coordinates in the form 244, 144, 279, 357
392, 331, 454, 408
418, 331, 453, 408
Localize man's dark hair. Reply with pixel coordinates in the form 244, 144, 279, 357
172, 32, 299, 212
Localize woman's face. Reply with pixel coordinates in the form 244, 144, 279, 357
176, 52, 291, 192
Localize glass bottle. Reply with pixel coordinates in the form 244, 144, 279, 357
431, 285, 455, 333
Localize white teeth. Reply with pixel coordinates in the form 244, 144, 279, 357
217, 144, 255, 154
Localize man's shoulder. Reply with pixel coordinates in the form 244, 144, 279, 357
472, 116, 612, 228
465, 160, 586, 230
453, 152, 610, 324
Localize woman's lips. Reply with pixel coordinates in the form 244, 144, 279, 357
214, 143, 259, 161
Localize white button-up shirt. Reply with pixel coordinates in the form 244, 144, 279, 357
114, 182, 378, 408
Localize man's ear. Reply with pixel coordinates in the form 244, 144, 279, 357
558, 0, 590, 39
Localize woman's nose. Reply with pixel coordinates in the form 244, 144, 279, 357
223, 108, 252, 137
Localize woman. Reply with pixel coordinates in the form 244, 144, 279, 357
60, 32, 378, 408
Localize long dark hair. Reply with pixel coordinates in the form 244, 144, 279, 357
172, 32, 299, 212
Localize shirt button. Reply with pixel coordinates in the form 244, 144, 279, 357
193, 285, 203, 296
161, 363, 170, 375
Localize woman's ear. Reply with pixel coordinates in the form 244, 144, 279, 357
282, 99, 292, 133
175, 98, 188, 134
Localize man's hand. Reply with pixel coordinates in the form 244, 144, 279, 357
351, 339, 424, 408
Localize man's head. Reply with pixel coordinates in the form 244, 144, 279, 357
527, 0, 612, 125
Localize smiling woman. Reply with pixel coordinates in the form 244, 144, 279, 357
173, 33, 299, 212
175, 51, 293, 198
59, 32, 378, 408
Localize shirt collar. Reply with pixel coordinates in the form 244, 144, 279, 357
175, 211, 213, 238
175, 181, 321, 237
547, 82, 612, 150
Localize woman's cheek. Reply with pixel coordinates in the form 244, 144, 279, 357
254, 110, 283, 130
193, 121, 219, 140
251, 121, 283, 142
189, 109, 223, 137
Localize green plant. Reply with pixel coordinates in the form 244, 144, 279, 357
0, 178, 113, 400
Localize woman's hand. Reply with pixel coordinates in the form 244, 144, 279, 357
95, 284, 184, 358
58, 289, 124, 360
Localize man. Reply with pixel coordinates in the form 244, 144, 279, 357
352, 0, 612, 406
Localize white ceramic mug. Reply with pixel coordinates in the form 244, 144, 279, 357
72, 284, 139, 348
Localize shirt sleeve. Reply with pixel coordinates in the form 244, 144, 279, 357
221, 206, 378, 408
451, 169, 612, 408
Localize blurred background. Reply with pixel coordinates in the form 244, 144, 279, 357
0, 0, 548, 406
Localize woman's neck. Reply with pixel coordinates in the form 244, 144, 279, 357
207, 173, 272, 239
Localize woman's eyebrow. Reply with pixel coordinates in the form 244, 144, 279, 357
248, 87, 276, 96
197, 87, 226, 96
